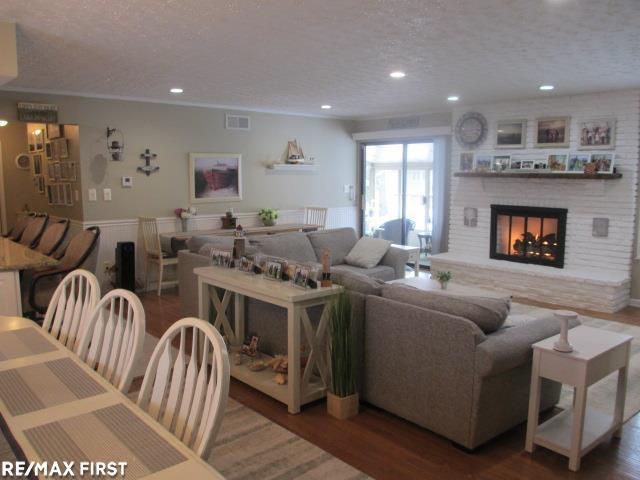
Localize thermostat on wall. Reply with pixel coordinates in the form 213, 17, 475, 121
122, 176, 133, 188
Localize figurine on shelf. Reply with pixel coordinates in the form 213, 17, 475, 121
320, 248, 332, 287
241, 334, 259, 357
266, 355, 289, 373
248, 360, 267, 372
584, 160, 599, 174
274, 373, 287, 385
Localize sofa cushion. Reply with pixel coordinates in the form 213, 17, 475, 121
344, 237, 392, 269
248, 232, 317, 263
332, 264, 396, 281
187, 235, 234, 253
381, 284, 510, 333
331, 270, 385, 296
307, 228, 358, 265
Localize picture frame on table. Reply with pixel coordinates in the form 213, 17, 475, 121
567, 153, 590, 172
579, 118, 615, 150
495, 119, 526, 148
492, 155, 511, 172
265, 260, 284, 281
474, 155, 492, 172
292, 264, 311, 289
591, 153, 615, 173
535, 116, 570, 148
547, 154, 568, 172
459, 152, 474, 172
189, 152, 242, 203
209, 248, 234, 268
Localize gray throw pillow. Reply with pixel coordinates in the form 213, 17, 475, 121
332, 270, 385, 296
381, 284, 510, 333
307, 228, 358, 265
188, 235, 234, 253
248, 232, 317, 263
344, 237, 391, 268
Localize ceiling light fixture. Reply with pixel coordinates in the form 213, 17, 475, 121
321, 105, 332, 109
447, 96, 459, 101
539, 84, 555, 91
389, 71, 406, 79
0, 119, 8, 127
170, 87, 184, 94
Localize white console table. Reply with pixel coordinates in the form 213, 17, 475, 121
525, 325, 632, 471
195, 266, 343, 414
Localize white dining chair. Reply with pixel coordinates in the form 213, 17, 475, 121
137, 318, 230, 459
304, 207, 328, 230
41, 269, 101, 352
139, 216, 178, 296
76, 289, 145, 393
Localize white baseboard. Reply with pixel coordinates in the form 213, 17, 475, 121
629, 298, 640, 308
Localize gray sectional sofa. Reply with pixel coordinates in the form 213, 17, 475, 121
177, 226, 574, 450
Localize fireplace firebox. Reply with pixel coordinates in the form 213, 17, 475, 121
490, 205, 567, 268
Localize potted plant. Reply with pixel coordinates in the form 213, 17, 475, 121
327, 291, 358, 419
434, 270, 452, 290
258, 208, 278, 226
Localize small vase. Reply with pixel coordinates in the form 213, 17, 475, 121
262, 218, 276, 227
180, 218, 189, 232
553, 310, 577, 352
439, 280, 448, 290
327, 392, 359, 420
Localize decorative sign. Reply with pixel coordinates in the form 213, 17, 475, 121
17, 102, 58, 123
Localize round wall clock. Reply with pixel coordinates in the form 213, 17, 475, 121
15, 153, 31, 170
455, 112, 488, 149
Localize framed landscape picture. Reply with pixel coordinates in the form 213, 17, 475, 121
579, 118, 615, 150
535, 116, 570, 148
189, 153, 242, 203
495, 120, 526, 148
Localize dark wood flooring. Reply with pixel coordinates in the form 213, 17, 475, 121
138, 287, 640, 480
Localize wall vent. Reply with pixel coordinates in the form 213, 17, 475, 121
387, 116, 420, 129
225, 114, 251, 130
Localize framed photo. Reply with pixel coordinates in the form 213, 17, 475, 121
496, 120, 526, 148
535, 116, 570, 148
38, 176, 45, 194
46, 184, 55, 205
45, 142, 52, 160
60, 161, 76, 181
264, 260, 284, 281
292, 265, 311, 289
53, 162, 62, 180
51, 138, 69, 159
547, 154, 568, 172
520, 159, 535, 170
28, 143, 36, 153
32, 129, 44, 152
474, 155, 492, 172
238, 256, 256, 274
459, 152, 474, 172
579, 118, 615, 150
189, 153, 242, 203
567, 154, 590, 172
509, 158, 522, 170
492, 155, 511, 172
46, 123, 61, 139
63, 183, 73, 206
591, 153, 615, 173
534, 159, 548, 170
32, 154, 43, 175
209, 248, 234, 268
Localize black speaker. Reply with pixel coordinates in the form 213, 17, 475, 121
115, 241, 135, 291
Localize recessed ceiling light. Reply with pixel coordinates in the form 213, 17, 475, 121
447, 96, 459, 101
170, 87, 184, 94
321, 105, 332, 109
539, 85, 555, 91
0, 120, 7, 127
389, 71, 406, 79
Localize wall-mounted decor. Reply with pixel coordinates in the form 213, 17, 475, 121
579, 118, 615, 150
189, 153, 242, 203
474, 154, 492, 172
17, 102, 58, 123
14, 153, 30, 170
492, 155, 510, 172
495, 120, 526, 148
31, 154, 43, 175
106, 127, 124, 160
63, 183, 73, 206
535, 116, 570, 148
31, 129, 44, 152
592, 218, 609, 238
459, 152, 474, 172
567, 153, 589, 172
286, 140, 305, 164
60, 161, 76, 181
548, 154, 568, 172
591, 153, 615, 173
51, 138, 69, 159
509, 158, 522, 170
455, 112, 488, 149
138, 149, 160, 176
45, 141, 52, 160
46, 123, 62, 139
463, 207, 478, 227
33, 175, 45, 194
47, 162, 56, 181
53, 162, 62, 180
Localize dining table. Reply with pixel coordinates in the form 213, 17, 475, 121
160, 223, 319, 254
0, 238, 59, 317
0, 316, 225, 479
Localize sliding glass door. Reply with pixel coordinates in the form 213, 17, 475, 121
361, 141, 434, 266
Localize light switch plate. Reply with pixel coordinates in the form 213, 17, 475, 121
88, 188, 97, 202
103, 188, 112, 201
122, 176, 133, 188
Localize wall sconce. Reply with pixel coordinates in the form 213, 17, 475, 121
464, 207, 478, 227
106, 127, 124, 161
592, 218, 609, 237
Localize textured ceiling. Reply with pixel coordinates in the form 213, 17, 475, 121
0, 0, 639, 119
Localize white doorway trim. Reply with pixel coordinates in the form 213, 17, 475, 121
0, 142, 7, 234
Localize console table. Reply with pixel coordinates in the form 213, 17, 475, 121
195, 266, 342, 414
525, 325, 632, 471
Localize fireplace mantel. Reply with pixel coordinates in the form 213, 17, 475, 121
454, 172, 622, 180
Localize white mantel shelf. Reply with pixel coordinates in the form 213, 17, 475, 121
454, 172, 622, 180
267, 163, 317, 172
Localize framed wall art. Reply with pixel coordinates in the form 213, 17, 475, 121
495, 120, 526, 148
578, 118, 615, 150
189, 153, 242, 203
535, 116, 570, 148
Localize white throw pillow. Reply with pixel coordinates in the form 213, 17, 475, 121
344, 237, 392, 269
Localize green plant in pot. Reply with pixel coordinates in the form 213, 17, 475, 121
327, 291, 358, 419
434, 270, 452, 290
258, 208, 278, 226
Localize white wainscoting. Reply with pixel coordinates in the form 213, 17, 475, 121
79, 206, 359, 291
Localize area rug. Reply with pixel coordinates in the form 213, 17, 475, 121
511, 303, 640, 422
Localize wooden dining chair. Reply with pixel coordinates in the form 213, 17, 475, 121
139, 216, 178, 295
77, 289, 145, 393
41, 269, 101, 352
304, 207, 328, 230
137, 318, 230, 459
34, 219, 69, 256
4, 212, 33, 241
19, 214, 48, 247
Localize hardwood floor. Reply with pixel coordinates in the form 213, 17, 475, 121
139, 287, 640, 480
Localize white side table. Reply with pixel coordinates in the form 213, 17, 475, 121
391, 244, 421, 277
525, 325, 632, 471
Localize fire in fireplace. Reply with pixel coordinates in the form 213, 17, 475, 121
490, 205, 567, 268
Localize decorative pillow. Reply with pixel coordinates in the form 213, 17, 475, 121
248, 232, 317, 263
307, 228, 358, 265
381, 284, 511, 333
331, 270, 385, 296
344, 237, 392, 269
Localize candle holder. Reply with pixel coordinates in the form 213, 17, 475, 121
553, 310, 577, 353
